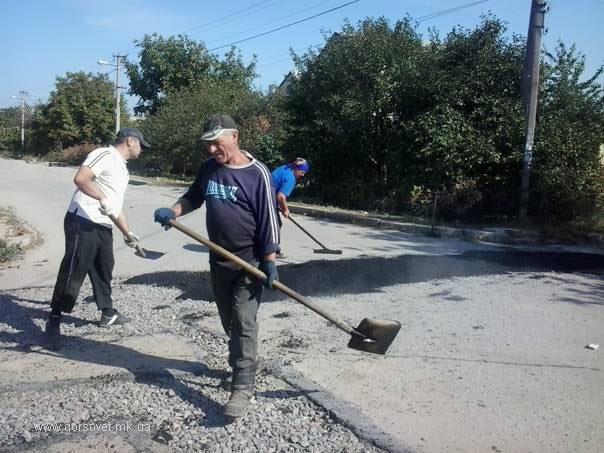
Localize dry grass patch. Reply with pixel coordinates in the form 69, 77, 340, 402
0, 207, 41, 263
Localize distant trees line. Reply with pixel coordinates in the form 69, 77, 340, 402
1, 15, 602, 221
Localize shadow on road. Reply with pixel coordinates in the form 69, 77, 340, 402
123, 250, 604, 305
182, 243, 209, 254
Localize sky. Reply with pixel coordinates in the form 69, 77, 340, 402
2, 0, 603, 111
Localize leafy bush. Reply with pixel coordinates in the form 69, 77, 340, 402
531, 43, 604, 220
126, 35, 256, 115
284, 16, 603, 221
62, 143, 97, 165
0, 127, 20, 152
29, 72, 118, 154
139, 79, 288, 175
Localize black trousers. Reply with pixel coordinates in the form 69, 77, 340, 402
51, 212, 114, 314
210, 263, 261, 374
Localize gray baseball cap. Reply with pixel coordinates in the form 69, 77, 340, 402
200, 115, 238, 141
117, 127, 151, 148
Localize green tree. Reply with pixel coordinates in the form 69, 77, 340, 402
30, 72, 123, 153
285, 16, 529, 218
404, 17, 526, 218
532, 42, 604, 220
125, 34, 256, 115
139, 79, 286, 175
286, 18, 426, 209
0, 107, 21, 152
0, 107, 20, 128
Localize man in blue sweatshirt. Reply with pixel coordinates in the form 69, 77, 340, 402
154, 115, 280, 418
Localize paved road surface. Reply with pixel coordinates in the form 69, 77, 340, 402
1, 157, 603, 452
0, 158, 497, 290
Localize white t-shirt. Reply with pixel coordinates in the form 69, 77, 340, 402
67, 146, 129, 228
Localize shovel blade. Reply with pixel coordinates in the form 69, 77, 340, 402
135, 248, 165, 260
347, 318, 401, 355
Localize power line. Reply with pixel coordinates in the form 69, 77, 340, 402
15, 0, 494, 101
254, 1, 492, 73
417, 0, 490, 22
117, 0, 285, 55
208, 0, 361, 52
12, 1, 305, 100
207, 0, 334, 46
182, 0, 283, 35
257, 57, 294, 68
255, 44, 322, 66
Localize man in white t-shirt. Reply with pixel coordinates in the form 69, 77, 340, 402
45, 128, 150, 337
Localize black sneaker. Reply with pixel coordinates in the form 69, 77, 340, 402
45, 314, 61, 337
98, 311, 131, 327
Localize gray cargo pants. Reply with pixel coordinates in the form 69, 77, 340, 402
210, 263, 261, 377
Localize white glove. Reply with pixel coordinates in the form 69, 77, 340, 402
123, 232, 140, 248
98, 198, 118, 217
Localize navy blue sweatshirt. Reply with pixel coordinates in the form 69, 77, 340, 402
181, 153, 281, 267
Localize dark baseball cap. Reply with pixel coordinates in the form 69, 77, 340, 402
117, 127, 151, 148
200, 115, 238, 141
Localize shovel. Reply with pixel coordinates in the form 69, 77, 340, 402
108, 214, 165, 260
168, 219, 400, 355
284, 212, 343, 255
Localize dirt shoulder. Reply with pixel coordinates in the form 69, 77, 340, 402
0, 207, 41, 268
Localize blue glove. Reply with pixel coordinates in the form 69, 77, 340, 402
154, 208, 176, 230
249, 260, 279, 301
259, 260, 278, 290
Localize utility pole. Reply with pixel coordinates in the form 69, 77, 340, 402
98, 54, 126, 134
113, 54, 126, 134
10, 91, 28, 153
519, 0, 547, 220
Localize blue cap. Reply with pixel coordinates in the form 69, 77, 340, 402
293, 157, 309, 173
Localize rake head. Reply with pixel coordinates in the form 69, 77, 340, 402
313, 249, 343, 255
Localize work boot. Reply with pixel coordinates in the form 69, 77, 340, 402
45, 314, 61, 338
223, 388, 253, 418
223, 365, 256, 418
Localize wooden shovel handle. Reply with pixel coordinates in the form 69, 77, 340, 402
167, 219, 363, 338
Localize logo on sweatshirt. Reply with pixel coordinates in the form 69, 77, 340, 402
206, 180, 238, 202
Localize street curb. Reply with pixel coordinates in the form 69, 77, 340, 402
264, 360, 412, 453
289, 204, 604, 247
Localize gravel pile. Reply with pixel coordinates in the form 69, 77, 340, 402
0, 280, 385, 452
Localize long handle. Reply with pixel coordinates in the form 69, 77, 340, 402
108, 213, 146, 258
285, 213, 329, 250
168, 219, 364, 338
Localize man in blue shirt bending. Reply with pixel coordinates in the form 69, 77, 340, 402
271, 157, 310, 218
